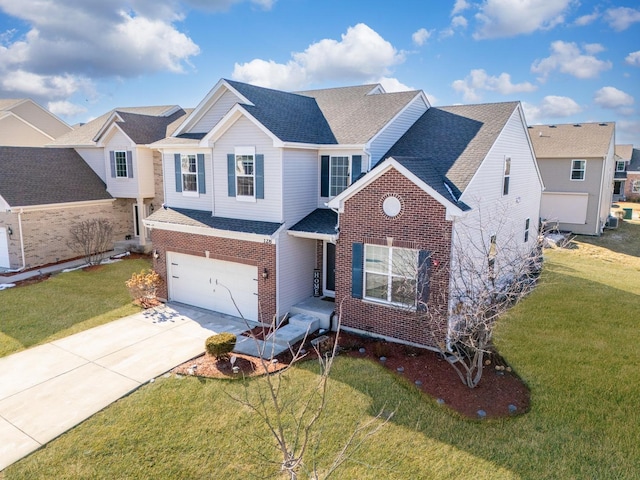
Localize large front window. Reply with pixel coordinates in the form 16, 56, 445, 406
571, 159, 586, 180
236, 154, 255, 197
330, 156, 349, 196
181, 154, 197, 192
115, 151, 127, 178
364, 245, 417, 306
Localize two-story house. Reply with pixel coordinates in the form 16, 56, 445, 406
625, 147, 640, 201
0, 98, 72, 147
145, 79, 542, 350
614, 144, 633, 201
528, 122, 616, 236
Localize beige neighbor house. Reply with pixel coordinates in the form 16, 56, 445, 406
0, 147, 129, 270
624, 147, 640, 201
49, 105, 190, 252
0, 98, 73, 146
528, 122, 616, 236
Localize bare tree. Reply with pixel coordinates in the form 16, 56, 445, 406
67, 218, 114, 265
217, 285, 393, 479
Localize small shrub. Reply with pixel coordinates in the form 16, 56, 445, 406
372, 341, 391, 358
206, 333, 237, 360
126, 269, 161, 308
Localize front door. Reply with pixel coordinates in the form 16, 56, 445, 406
324, 242, 336, 297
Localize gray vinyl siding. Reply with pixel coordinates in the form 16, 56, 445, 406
163, 150, 213, 211
75, 147, 106, 182
212, 116, 282, 222
368, 97, 429, 168
191, 89, 241, 133
276, 233, 316, 317
104, 129, 137, 199
282, 148, 319, 224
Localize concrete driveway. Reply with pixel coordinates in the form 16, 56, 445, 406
0, 304, 253, 471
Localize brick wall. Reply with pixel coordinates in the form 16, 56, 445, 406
624, 173, 640, 201
335, 169, 452, 348
151, 229, 277, 321
0, 200, 131, 269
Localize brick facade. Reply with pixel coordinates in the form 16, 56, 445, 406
335, 169, 452, 348
151, 229, 277, 322
624, 173, 640, 201
0, 199, 132, 269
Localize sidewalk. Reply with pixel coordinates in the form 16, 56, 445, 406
0, 256, 109, 285
0, 304, 253, 471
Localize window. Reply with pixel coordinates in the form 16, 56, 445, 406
616, 161, 626, 172
330, 156, 350, 196
571, 160, 586, 180
503, 157, 511, 195
181, 154, 197, 193
524, 218, 530, 243
364, 245, 418, 306
236, 154, 255, 197
114, 151, 127, 177
488, 234, 497, 280
633, 180, 640, 194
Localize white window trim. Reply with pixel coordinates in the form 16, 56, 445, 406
502, 157, 511, 196
181, 153, 199, 197
235, 146, 256, 201
363, 244, 418, 308
570, 159, 586, 181
616, 161, 626, 172
632, 180, 640, 193
114, 150, 128, 178
329, 155, 351, 197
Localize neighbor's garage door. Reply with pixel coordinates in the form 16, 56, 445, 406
167, 252, 258, 321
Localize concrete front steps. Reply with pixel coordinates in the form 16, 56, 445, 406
233, 313, 321, 359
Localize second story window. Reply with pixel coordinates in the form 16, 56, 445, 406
320, 154, 362, 198
181, 154, 197, 193
115, 151, 128, 177
524, 218, 530, 243
236, 154, 255, 197
503, 157, 511, 195
330, 156, 350, 196
616, 161, 626, 172
571, 160, 586, 181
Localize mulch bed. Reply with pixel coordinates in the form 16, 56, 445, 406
173, 331, 530, 419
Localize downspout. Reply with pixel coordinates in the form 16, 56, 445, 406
6, 209, 27, 272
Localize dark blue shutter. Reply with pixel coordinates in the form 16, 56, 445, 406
227, 154, 236, 197
351, 243, 364, 299
255, 154, 264, 199
351, 155, 362, 184
126, 151, 133, 178
174, 154, 182, 192
197, 153, 206, 194
417, 250, 431, 312
109, 151, 116, 178
320, 155, 330, 197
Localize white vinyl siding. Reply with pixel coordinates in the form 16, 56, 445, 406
213, 116, 281, 222
283, 149, 319, 224
191, 89, 242, 133
75, 148, 107, 181
104, 128, 137, 198
368, 96, 429, 168
163, 150, 213, 211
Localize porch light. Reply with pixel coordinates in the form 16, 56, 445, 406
7, 226, 12, 236
149, 203, 155, 212
262, 267, 269, 279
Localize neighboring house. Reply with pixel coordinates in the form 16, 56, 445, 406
0, 147, 129, 270
625, 148, 640, 201
528, 122, 616, 236
144, 78, 542, 350
49, 105, 189, 251
0, 98, 72, 146
613, 144, 633, 201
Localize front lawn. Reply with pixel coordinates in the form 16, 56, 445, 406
4, 237, 640, 478
0, 257, 151, 357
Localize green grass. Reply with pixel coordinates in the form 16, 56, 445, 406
0, 258, 150, 357
4, 238, 640, 479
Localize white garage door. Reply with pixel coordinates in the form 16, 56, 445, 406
0, 228, 9, 269
541, 192, 588, 224
167, 252, 259, 321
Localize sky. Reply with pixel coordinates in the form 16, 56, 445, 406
0, 0, 638, 146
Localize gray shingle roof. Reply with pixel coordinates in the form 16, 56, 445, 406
0, 147, 111, 206
629, 148, 640, 172
384, 102, 519, 195
298, 85, 421, 144
49, 105, 182, 146
225, 80, 337, 144
527, 122, 614, 158
115, 109, 188, 145
147, 207, 282, 235
289, 208, 338, 235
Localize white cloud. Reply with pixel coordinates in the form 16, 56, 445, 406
626, 51, 640, 67
378, 77, 412, 92
451, 16, 468, 28
452, 69, 537, 102
603, 7, 640, 31
0, 69, 91, 98
574, 11, 599, 26
48, 100, 88, 117
583, 43, 605, 55
412, 28, 433, 46
452, 0, 471, 15
473, 0, 574, 39
522, 96, 582, 123
233, 23, 405, 90
531, 41, 612, 81
594, 87, 634, 110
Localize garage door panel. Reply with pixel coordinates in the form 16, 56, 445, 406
167, 253, 258, 321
